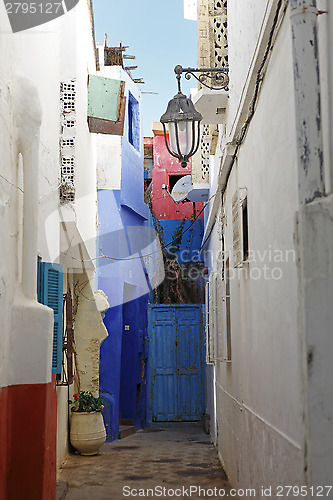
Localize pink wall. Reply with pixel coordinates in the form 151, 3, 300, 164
152, 133, 204, 221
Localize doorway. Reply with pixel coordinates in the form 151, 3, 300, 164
148, 305, 205, 421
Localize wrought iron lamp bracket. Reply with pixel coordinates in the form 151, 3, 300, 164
174, 65, 229, 91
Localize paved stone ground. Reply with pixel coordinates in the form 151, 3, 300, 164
58, 423, 240, 499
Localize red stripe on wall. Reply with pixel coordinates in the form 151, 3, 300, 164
0, 378, 57, 500
0, 386, 9, 500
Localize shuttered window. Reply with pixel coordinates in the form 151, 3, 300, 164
232, 191, 242, 267
205, 272, 218, 364
205, 281, 213, 364
37, 262, 64, 374
87, 75, 126, 135
232, 189, 249, 267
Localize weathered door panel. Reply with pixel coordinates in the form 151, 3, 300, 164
149, 305, 204, 422
153, 316, 178, 421
154, 323, 177, 420
177, 307, 202, 420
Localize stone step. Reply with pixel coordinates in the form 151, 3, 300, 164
119, 425, 136, 439
119, 418, 134, 426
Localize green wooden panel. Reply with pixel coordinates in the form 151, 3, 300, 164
88, 75, 122, 122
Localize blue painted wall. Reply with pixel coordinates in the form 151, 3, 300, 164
97, 80, 149, 441
159, 218, 204, 263
120, 92, 147, 219
119, 295, 148, 428
97, 189, 149, 441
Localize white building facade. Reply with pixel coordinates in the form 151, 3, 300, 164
194, 0, 333, 494
0, 1, 109, 497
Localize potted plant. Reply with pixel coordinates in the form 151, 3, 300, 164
69, 391, 107, 455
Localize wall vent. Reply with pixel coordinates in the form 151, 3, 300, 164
60, 80, 76, 202
63, 119, 76, 128
61, 82, 75, 93
212, 0, 228, 69
61, 138, 75, 148
201, 125, 210, 182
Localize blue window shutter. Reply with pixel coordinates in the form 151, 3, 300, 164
37, 262, 64, 374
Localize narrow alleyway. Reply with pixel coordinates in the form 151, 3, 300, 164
58, 423, 240, 499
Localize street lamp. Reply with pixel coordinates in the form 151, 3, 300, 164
160, 65, 229, 168
160, 66, 203, 168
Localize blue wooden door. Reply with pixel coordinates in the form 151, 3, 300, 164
149, 305, 204, 422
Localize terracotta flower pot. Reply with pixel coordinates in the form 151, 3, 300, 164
70, 411, 106, 455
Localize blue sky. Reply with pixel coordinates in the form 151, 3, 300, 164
92, 0, 197, 137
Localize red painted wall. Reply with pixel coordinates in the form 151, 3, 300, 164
0, 386, 9, 500
152, 132, 204, 221
0, 377, 57, 500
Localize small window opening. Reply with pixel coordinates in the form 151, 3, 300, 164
128, 92, 140, 151
242, 199, 249, 261
168, 174, 184, 192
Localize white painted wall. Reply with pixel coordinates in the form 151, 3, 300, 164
0, 2, 62, 390
0, 0, 104, 470
204, 0, 333, 491
96, 133, 122, 190
95, 47, 143, 193
39, 0, 98, 267
226, 0, 284, 141
227, 0, 268, 124
297, 194, 333, 487
203, 2, 317, 494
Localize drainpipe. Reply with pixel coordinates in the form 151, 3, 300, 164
290, 0, 325, 204
326, 0, 333, 192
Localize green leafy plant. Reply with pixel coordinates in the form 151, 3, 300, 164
69, 391, 106, 413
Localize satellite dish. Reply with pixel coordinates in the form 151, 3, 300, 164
171, 175, 192, 202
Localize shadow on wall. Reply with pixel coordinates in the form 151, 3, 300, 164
99, 392, 118, 442
99, 291, 149, 442
99, 303, 122, 442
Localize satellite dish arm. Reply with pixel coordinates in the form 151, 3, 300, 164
162, 184, 181, 204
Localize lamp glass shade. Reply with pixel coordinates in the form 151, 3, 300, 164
168, 121, 193, 157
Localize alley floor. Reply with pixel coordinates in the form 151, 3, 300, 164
57, 423, 240, 499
